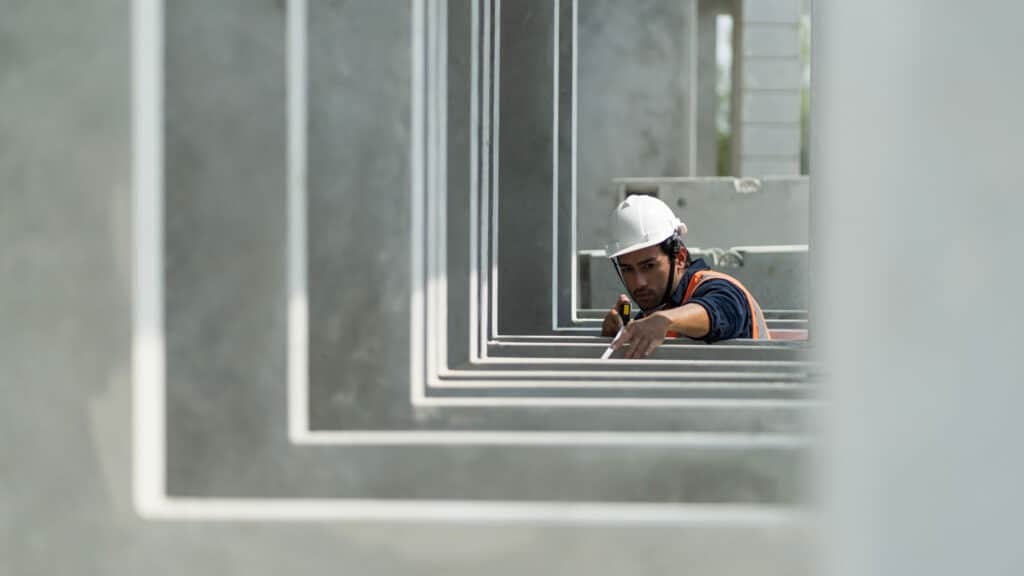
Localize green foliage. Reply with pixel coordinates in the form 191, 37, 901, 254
717, 131, 732, 177
800, 13, 811, 175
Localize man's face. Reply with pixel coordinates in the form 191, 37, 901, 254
615, 245, 684, 310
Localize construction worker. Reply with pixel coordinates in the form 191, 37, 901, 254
603, 194, 770, 358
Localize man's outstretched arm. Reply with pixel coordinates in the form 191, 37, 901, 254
611, 303, 710, 359
657, 302, 712, 339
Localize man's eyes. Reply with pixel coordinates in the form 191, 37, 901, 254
618, 262, 659, 270
622, 263, 655, 273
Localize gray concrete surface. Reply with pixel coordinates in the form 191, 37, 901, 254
576, 0, 695, 253
305, 0, 414, 433
735, 0, 802, 177
816, 1, 1024, 575
495, 0, 556, 335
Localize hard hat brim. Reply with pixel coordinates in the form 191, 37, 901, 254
606, 237, 668, 259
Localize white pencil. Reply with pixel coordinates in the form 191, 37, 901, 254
600, 326, 624, 360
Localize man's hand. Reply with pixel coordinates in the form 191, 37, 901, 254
601, 294, 630, 337
612, 311, 672, 359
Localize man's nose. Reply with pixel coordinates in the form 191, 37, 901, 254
634, 273, 648, 289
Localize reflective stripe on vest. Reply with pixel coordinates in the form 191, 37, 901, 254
678, 270, 771, 340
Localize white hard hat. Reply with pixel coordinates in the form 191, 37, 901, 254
606, 195, 687, 259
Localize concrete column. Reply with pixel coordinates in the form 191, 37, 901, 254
816, 1, 1024, 575
736, 0, 802, 176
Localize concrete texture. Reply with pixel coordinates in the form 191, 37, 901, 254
305, 0, 414, 433
816, 1, 1024, 575
692, 248, 809, 311
161, 0, 292, 498
735, 0, 803, 176
494, 0, 556, 335
445, 0, 475, 368
744, 0, 801, 23
576, 0, 694, 256
743, 91, 802, 123
743, 24, 800, 57
741, 58, 802, 90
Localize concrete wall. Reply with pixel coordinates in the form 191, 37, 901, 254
576, 0, 695, 253
305, 0, 413, 428
497, 0, 556, 334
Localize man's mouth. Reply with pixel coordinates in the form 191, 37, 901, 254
634, 290, 656, 305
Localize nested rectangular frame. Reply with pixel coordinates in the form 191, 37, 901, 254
409, 0, 814, 385
133, 0, 817, 522
467, 0, 811, 339
121, 0, 816, 451
284, 0, 814, 440
284, 0, 815, 447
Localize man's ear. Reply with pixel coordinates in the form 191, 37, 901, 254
676, 246, 688, 272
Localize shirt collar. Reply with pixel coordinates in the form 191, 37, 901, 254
667, 258, 711, 307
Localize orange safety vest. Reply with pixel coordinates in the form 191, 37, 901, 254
666, 270, 771, 340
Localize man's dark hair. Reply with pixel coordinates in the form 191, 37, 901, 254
658, 232, 690, 266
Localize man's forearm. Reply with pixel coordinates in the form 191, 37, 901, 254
654, 303, 710, 339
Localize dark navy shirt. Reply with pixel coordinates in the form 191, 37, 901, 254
635, 258, 753, 343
